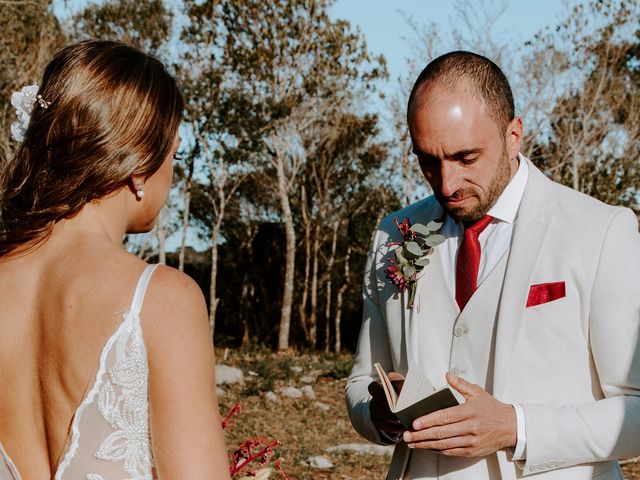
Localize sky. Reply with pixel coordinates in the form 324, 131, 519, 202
330, 0, 570, 95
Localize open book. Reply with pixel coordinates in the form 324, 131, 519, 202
374, 363, 464, 429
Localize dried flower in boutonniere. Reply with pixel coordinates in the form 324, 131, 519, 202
223, 402, 290, 479
384, 217, 445, 308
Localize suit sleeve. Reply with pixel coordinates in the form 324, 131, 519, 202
345, 225, 397, 445
519, 208, 640, 474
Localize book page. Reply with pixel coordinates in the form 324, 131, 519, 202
373, 363, 398, 409
394, 363, 435, 412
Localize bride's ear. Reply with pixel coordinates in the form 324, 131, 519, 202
129, 176, 145, 200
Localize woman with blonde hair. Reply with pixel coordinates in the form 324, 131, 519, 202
0, 40, 230, 479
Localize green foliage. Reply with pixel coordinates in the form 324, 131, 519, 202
241, 355, 296, 396
523, 0, 640, 213
321, 353, 354, 380
71, 0, 173, 55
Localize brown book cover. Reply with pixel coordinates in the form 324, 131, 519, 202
374, 363, 463, 429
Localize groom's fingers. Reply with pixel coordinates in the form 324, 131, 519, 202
412, 403, 468, 430
405, 434, 472, 452
446, 372, 483, 398
403, 419, 468, 445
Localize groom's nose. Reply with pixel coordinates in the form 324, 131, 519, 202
437, 161, 464, 198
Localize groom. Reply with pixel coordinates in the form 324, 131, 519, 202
345, 51, 640, 479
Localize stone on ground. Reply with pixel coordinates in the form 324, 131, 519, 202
326, 443, 394, 456
303, 455, 334, 469
314, 401, 330, 412
264, 391, 279, 403
301, 385, 315, 399
279, 386, 303, 398
215, 364, 244, 385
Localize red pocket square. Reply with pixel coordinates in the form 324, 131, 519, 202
526, 282, 566, 307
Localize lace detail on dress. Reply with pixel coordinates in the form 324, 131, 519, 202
93, 315, 153, 480
54, 320, 130, 480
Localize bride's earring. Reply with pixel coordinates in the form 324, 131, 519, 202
136, 185, 145, 199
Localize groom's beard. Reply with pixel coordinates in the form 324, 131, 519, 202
435, 152, 512, 223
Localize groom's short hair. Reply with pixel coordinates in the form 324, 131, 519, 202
408, 51, 515, 134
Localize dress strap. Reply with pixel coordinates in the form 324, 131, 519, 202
130, 264, 160, 317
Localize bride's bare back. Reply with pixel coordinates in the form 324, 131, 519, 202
0, 237, 150, 477
0, 40, 229, 480
1, 231, 230, 479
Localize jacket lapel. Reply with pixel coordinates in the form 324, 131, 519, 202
390, 200, 450, 372
493, 159, 556, 397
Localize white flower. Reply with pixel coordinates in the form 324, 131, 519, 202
10, 84, 40, 143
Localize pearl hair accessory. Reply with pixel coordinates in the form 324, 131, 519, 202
10, 84, 51, 143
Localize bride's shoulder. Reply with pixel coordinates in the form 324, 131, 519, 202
139, 264, 211, 352
145, 264, 207, 313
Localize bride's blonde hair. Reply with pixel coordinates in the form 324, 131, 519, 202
0, 39, 183, 256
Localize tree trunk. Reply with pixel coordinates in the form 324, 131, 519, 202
324, 220, 339, 353
241, 282, 251, 347
178, 155, 194, 272
334, 244, 351, 353
309, 226, 321, 348
156, 209, 166, 264
572, 152, 580, 192
276, 153, 295, 351
209, 223, 220, 331
298, 185, 311, 339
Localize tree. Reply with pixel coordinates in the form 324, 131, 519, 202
296, 111, 388, 349
70, 0, 172, 55
195, 0, 384, 350
0, 0, 64, 161
521, 0, 640, 212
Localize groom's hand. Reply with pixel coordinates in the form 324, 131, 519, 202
402, 372, 517, 457
368, 372, 405, 435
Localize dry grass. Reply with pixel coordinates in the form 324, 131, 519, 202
216, 349, 640, 479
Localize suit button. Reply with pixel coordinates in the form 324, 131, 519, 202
454, 326, 464, 337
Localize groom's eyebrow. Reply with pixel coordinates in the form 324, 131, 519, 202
411, 147, 483, 159
446, 148, 483, 159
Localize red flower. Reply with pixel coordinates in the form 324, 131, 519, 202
384, 260, 408, 291
394, 217, 415, 241
222, 403, 289, 479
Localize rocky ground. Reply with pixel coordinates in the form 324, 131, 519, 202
215, 348, 640, 479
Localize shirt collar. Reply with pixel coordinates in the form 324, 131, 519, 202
486, 153, 529, 224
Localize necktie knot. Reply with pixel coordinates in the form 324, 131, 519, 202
463, 215, 493, 235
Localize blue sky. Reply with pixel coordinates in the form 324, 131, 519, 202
331, 0, 569, 91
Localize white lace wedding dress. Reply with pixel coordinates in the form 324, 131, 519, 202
0, 264, 160, 480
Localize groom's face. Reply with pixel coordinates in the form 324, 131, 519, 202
408, 82, 521, 222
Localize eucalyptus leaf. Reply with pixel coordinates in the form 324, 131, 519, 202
425, 234, 446, 246
426, 220, 443, 232
414, 257, 430, 267
410, 223, 429, 236
402, 265, 416, 278
394, 247, 409, 265
404, 241, 423, 258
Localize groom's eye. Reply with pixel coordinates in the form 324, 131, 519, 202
460, 156, 478, 165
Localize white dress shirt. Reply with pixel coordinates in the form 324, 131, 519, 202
439, 154, 529, 460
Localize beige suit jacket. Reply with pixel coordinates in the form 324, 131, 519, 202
345, 158, 640, 479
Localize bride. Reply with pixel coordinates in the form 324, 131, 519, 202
0, 40, 230, 479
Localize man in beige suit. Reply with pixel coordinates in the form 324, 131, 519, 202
345, 51, 640, 479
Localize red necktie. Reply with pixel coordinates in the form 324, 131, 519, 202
455, 215, 493, 310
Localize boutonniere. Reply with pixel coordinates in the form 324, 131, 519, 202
384, 217, 445, 308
